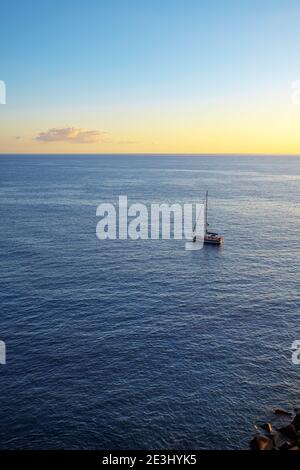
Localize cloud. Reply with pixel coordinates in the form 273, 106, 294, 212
35, 127, 108, 144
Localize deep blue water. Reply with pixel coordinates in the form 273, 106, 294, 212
0, 154, 299, 449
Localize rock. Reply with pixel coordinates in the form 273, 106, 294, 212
251, 406, 300, 450
274, 408, 291, 416
261, 423, 272, 433
277, 424, 297, 440
272, 431, 291, 450
292, 413, 300, 430
280, 441, 294, 451
250, 435, 274, 451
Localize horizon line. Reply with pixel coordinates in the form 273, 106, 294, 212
0, 152, 300, 157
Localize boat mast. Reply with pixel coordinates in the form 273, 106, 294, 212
205, 190, 208, 233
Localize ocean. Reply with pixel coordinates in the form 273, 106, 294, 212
0, 154, 299, 449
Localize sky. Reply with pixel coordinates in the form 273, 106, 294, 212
0, 0, 300, 154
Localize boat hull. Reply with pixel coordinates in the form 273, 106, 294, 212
204, 235, 224, 245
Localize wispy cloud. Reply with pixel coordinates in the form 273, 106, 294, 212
35, 127, 108, 144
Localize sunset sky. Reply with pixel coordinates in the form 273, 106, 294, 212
1, 0, 300, 154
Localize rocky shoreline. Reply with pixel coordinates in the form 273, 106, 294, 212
251, 408, 300, 451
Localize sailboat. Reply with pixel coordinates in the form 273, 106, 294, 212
193, 191, 224, 245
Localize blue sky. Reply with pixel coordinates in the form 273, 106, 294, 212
1, 0, 300, 153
